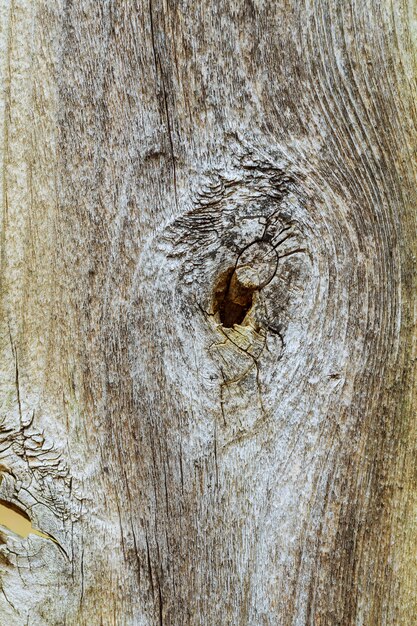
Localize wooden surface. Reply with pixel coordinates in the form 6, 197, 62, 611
0, 1, 416, 624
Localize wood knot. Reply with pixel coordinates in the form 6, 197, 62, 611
214, 241, 278, 328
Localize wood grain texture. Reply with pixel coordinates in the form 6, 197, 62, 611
0, 1, 416, 624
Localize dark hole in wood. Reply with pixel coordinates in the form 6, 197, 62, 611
214, 268, 255, 328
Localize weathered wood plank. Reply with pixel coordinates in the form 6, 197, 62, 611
0, 1, 415, 624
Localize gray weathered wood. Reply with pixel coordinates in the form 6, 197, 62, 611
0, 0, 416, 624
